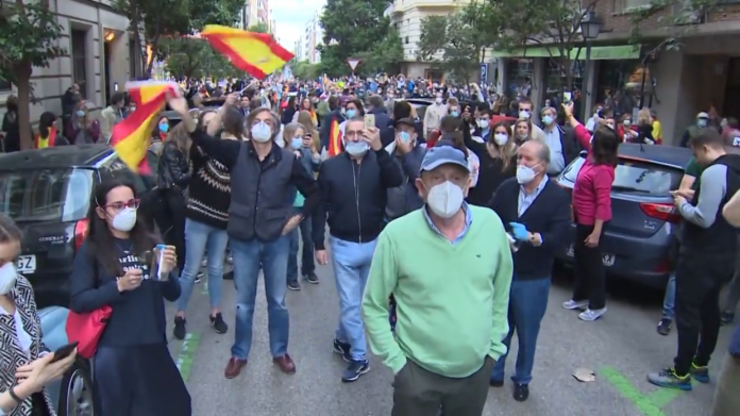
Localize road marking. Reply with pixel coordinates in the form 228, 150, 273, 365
176, 332, 201, 381
600, 366, 685, 416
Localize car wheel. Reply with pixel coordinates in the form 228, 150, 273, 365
58, 357, 95, 416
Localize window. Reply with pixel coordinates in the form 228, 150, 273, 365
596, 60, 647, 119
71, 29, 88, 99
623, 0, 652, 10
129, 37, 138, 80
563, 156, 682, 196
0, 168, 93, 222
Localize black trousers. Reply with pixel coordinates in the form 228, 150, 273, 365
154, 188, 186, 271
673, 250, 734, 375
572, 223, 607, 310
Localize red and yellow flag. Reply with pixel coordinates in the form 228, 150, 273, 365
201, 25, 294, 79
328, 117, 343, 157
111, 81, 179, 173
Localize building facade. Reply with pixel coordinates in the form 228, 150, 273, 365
299, 12, 322, 64
0, 0, 136, 130
492, 0, 740, 146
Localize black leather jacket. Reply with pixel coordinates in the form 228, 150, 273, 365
157, 142, 191, 191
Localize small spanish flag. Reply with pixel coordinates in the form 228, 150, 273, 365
328, 117, 343, 157
201, 25, 294, 79
111, 81, 179, 174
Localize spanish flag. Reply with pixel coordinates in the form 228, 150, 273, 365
328, 116, 343, 157
201, 25, 294, 79
111, 81, 180, 174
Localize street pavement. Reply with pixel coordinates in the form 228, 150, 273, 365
165, 260, 733, 416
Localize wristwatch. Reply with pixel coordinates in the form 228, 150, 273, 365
9, 386, 23, 403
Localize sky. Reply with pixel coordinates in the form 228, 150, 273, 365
270, 0, 326, 51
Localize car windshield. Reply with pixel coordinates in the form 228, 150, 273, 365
0, 168, 94, 223
563, 156, 683, 196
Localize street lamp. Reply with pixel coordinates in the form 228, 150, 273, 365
579, 9, 601, 118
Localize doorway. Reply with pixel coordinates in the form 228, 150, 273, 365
723, 58, 740, 121
104, 41, 112, 105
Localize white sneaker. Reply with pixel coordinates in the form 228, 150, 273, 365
562, 299, 589, 310
578, 307, 607, 321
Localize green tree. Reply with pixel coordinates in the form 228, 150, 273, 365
292, 61, 321, 80
248, 21, 270, 34
417, 13, 483, 84
161, 37, 212, 80
0, 0, 65, 149
319, 0, 402, 77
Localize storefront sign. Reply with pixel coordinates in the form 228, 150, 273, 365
490, 45, 640, 61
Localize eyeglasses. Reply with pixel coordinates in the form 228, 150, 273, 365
104, 198, 140, 212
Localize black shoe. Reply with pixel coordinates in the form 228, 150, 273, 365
489, 379, 504, 387
720, 311, 735, 326
513, 384, 529, 402
210, 313, 228, 334
173, 316, 186, 340
223, 270, 234, 281
332, 338, 351, 362
194, 271, 205, 284
304, 272, 319, 284
287, 281, 301, 291
657, 318, 672, 336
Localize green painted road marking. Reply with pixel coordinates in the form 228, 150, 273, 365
600, 366, 686, 416
176, 332, 201, 381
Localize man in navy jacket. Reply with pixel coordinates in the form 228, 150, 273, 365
488, 140, 571, 402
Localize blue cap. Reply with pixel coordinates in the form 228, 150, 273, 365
420, 145, 470, 173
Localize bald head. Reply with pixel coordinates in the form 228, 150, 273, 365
519, 140, 550, 165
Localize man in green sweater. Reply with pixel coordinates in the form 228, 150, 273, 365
362, 145, 514, 415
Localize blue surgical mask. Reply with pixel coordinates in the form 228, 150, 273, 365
400, 131, 410, 143
158, 123, 169, 133
290, 137, 302, 149
345, 141, 369, 156
542, 115, 554, 126
346, 109, 356, 119
451, 111, 459, 117
697, 118, 708, 128
76, 110, 85, 117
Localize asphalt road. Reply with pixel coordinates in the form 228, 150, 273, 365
164, 261, 733, 416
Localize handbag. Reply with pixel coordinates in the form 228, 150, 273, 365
66, 261, 112, 359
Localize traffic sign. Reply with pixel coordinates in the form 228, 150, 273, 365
347, 58, 361, 71
479, 63, 488, 84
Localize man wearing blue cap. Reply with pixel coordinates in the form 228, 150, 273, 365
362, 145, 513, 415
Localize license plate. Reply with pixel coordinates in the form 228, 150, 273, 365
565, 245, 615, 267
16, 255, 36, 273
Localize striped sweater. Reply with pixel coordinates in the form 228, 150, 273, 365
186, 144, 231, 229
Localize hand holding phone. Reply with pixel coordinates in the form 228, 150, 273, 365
364, 114, 375, 130
563, 92, 572, 103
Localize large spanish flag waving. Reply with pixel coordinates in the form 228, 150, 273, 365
201, 25, 294, 79
110, 81, 180, 173
328, 116, 343, 157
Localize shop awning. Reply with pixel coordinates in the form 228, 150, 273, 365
489, 45, 640, 60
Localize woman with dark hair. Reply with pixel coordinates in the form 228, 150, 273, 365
35, 111, 68, 148
561, 101, 618, 322
2, 95, 26, 152
172, 106, 234, 340
69, 178, 190, 415
149, 116, 169, 153
281, 96, 297, 125
0, 213, 77, 416
156, 122, 191, 273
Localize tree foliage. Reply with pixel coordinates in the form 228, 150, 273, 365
319, 0, 403, 77
417, 13, 484, 84
249, 21, 270, 34
0, 0, 65, 149
292, 61, 322, 80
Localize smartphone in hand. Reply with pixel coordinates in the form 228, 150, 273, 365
51, 341, 79, 363
364, 114, 375, 130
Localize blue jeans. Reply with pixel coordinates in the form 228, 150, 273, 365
330, 236, 377, 361
491, 277, 551, 385
662, 273, 676, 320
287, 209, 315, 283
176, 218, 229, 313
230, 235, 290, 359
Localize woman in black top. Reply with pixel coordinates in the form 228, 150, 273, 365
69, 178, 190, 416
463, 111, 517, 206
1, 95, 25, 152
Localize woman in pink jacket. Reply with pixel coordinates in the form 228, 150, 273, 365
560, 102, 620, 321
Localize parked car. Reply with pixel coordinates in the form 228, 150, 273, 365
0, 144, 159, 309
554, 143, 693, 288
39, 306, 94, 415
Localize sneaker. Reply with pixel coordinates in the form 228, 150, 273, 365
226, 254, 234, 264
647, 368, 692, 391
513, 383, 529, 402
194, 271, 204, 284
173, 316, 186, 340
304, 272, 319, 284
210, 313, 228, 334
332, 338, 351, 362
287, 281, 301, 291
720, 311, 735, 326
223, 270, 234, 281
690, 362, 710, 383
578, 307, 607, 321
657, 318, 672, 336
562, 299, 589, 310
341, 359, 370, 382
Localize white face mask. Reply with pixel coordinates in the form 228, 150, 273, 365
493, 133, 508, 146
426, 181, 464, 219
519, 110, 531, 120
436, 97, 443, 104
111, 207, 137, 232
0, 262, 17, 295
516, 164, 540, 184
251, 121, 272, 143
344, 140, 369, 156
477, 119, 490, 130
